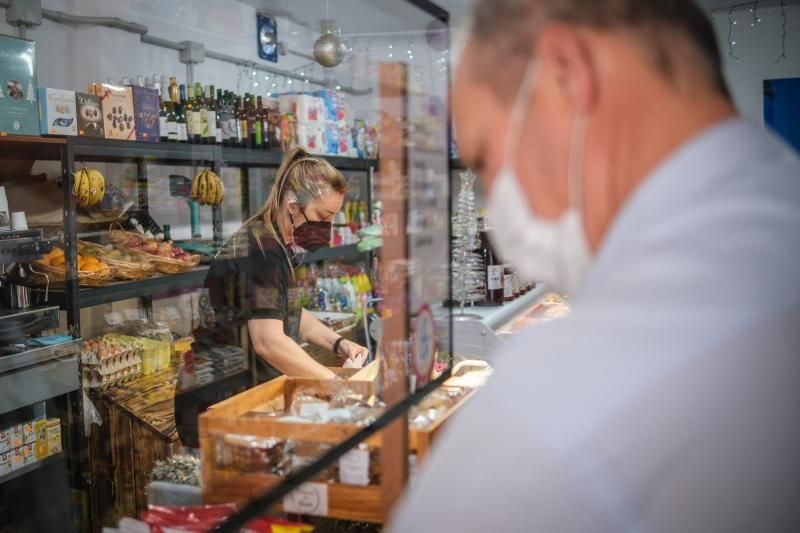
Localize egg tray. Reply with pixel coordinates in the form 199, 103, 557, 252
81, 345, 143, 389
82, 364, 142, 390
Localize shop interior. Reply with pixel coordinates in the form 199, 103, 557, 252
0, 0, 797, 531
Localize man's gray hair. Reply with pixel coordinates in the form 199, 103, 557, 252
469, 0, 729, 98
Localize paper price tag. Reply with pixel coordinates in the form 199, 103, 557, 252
283, 482, 329, 516
105, 312, 123, 326
123, 308, 140, 321
338, 446, 370, 486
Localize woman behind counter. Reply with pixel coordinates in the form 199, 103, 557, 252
193, 147, 369, 380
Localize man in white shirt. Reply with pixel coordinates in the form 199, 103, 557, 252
389, 1, 800, 531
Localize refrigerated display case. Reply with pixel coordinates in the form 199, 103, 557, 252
436, 286, 572, 361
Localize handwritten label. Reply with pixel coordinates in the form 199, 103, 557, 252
105, 312, 123, 326
338, 446, 370, 486
283, 482, 329, 516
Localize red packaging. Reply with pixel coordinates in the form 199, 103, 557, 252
141, 504, 312, 533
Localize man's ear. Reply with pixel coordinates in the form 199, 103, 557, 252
537, 24, 598, 113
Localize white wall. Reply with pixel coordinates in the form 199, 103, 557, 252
711, 5, 800, 123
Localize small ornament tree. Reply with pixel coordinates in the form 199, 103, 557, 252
451, 170, 485, 310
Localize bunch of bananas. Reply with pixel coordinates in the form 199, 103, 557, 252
73, 168, 106, 208
190, 169, 225, 206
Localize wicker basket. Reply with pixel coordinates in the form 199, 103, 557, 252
107, 224, 200, 274
144, 252, 201, 274
33, 260, 115, 288
78, 241, 157, 281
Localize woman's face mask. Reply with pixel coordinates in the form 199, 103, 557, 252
289, 206, 332, 254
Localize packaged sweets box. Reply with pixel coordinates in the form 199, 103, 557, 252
0, 35, 40, 135
75, 92, 104, 137
91, 82, 136, 140
130, 85, 159, 142
38, 88, 77, 136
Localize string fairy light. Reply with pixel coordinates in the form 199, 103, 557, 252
749, 1, 762, 26
775, 0, 788, 63
727, 6, 740, 61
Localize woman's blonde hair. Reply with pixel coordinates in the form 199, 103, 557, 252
243, 147, 346, 267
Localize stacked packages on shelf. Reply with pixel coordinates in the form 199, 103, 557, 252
0, 417, 62, 477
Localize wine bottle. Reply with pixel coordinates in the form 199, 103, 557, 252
479, 217, 504, 305
215, 88, 223, 144
249, 94, 263, 149
159, 81, 171, 142
176, 84, 188, 143
195, 82, 208, 144
257, 95, 269, 150
236, 96, 249, 148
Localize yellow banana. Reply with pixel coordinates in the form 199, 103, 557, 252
87, 169, 105, 206
214, 174, 225, 205
73, 169, 91, 207
198, 170, 208, 206
205, 171, 216, 206
190, 171, 200, 202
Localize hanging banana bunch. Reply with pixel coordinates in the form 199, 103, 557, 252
73, 167, 106, 208
189, 169, 225, 206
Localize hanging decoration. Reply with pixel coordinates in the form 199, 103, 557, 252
775, 0, 788, 64
727, 6, 740, 61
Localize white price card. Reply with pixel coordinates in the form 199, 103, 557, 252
105, 312, 123, 326
338, 446, 370, 486
283, 482, 329, 516
123, 308, 140, 321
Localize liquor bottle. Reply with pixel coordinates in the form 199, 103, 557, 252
249, 94, 263, 149
176, 84, 188, 143
236, 96, 249, 148
159, 83, 171, 142
167, 78, 179, 142
163, 224, 171, 242
215, 88, 223, 144
503, 266, 514, 302
205, 85, 217, 145
270, 105, 282, 150
195, 82, 208, 144
183, 85, 194, 143
257, 96, 269, 150
479, 217, 504, 305
218, 91, 231, 147
229, 93, 241, 147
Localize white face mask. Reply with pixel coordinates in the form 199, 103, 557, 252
487, 60, 592, 296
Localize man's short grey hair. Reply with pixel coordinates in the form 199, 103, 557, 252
468, 0, 729, 98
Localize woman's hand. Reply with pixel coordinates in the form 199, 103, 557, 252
342, 351, 368, 369
338, 338, 368, 361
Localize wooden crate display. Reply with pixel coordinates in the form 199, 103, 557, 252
198, 371, 475, 523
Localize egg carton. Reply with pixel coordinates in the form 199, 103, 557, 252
84, 354, 143, 376
82, 363, 143, 389
81, 346, 139, 366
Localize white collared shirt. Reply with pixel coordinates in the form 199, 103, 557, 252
389, 119, 800, 532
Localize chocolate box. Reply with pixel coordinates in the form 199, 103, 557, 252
95, 83, 136, 140
38, 88, 77, 136
130, 85, 160, 142
75, 92, 104, 137
0, 35, 39, 135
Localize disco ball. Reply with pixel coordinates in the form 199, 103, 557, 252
313, 19, 347, 68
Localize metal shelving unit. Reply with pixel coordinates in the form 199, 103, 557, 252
0, 136, 377, 332
47, 267, 211, 308
0, 453, 65, 486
